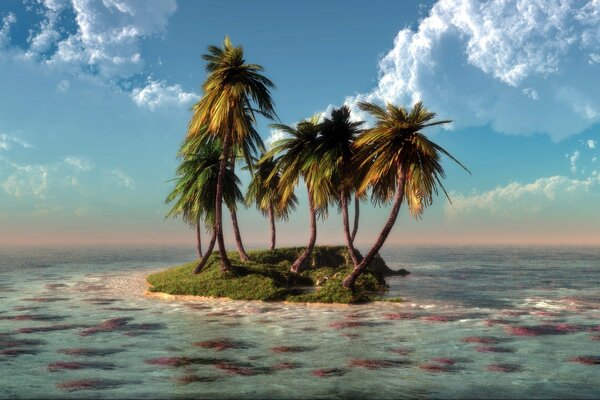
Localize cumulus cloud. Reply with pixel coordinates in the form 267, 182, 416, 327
343, 0, 600, 141
265, 128, 289, 149
1, 0, 188, 110
587, 139, 597, 149
111, 169, 134, 189
39, 0, 177, 79
446, 172, 600, 218
131, 79, 197, 110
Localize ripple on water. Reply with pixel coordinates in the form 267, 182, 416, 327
56, 378, 132, 392
193, 338, 253, 351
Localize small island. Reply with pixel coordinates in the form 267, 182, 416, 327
147, 246, 408, 304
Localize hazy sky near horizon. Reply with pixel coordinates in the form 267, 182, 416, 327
0, 0, 600, 246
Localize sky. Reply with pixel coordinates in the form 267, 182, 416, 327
0, 0, 599, 247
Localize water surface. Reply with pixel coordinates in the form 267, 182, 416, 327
1, 245, 599, 399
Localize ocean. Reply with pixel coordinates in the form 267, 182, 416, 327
0, 245, 599, 399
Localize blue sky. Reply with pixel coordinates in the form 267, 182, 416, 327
0, 0, 599, 246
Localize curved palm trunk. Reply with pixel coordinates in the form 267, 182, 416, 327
290, 187, 316, 273
229, 158, 250, 261
193, 229, 216, 274
268, 202, 276, 250
351, 195, 359, 243
195, 222, 203, 258
215, 135, 232, 272
341, 191, 360, 266
342, 169, 406, 289
229, 207, 250, 261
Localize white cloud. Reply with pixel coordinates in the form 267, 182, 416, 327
131, 79, 197, 111
265, 128, 289, 149
111, 169, 135, 189
0, 133, 33, 150
587, 139, 597, 149
0, 13, 16, 48
0, 154, 93, 198
446, 173, 600, 218
343, 0, 600, 141
42, 0, 177, 79
1, 0, 186, 109
57, 79, 70, 92
522, 87, 539, 100
63, 155, 93, 171
2, 163, 49, 198
570, 150, 580, 173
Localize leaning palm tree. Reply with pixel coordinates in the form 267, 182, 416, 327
166, 137, 244, 274
317, 105, 364, 266
263, 116, 333, 273
342, 101, 469, 288
246, 154, 298, 250
187, 36, 277, 272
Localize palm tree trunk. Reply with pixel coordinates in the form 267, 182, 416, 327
229, 158, 250, 261
195, 222, 203, 258
342, 168, 406, 289
351, 195, 359, 243
341, 191, 360, 266
290, 186, 316, 273
268, 202, 276, 250
215, 134, 232, 272
193, 229, 216, 274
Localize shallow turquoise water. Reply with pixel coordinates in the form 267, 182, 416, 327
1, 245, 599, 399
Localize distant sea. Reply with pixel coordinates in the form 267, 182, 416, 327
1, 245, 599, 399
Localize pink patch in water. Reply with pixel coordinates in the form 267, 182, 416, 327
79, 317, 132, 336
349, 359, 406, 369
568, 356, 600, 365
531, 311, 559, 317
311, 368, 346, 377
18, 324, 82, 334
432, 358, 456, 365
329, 321, 366, 329
383, 313, 418, 320
484, 319, 512, 326
475, 346, 514, 353
272, 362, 300, 370
422, 315, 460, 323
214, 362, 260, 376
500, 310, 529, 317
462, 336, 499, 344
419, 363, 451, 372
23, 297, 70, 303
56, 379, 123, 392
505, 324, 581, 336
270, 346, 307, 353
591, 335, 600, 341
194, 338, 248, 351
145, 357, 193, 367
389, 348, 413, 356
487, 363, 521, 372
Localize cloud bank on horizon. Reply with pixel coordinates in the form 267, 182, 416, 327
343, 0, 600, 142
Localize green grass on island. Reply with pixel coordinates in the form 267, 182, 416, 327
146, 246, 408, 304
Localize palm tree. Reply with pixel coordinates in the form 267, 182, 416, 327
187, 36, 277, 272
166, 137, 244, 274
342, 101, 469, 288
317, 106, 364, 266
246, 154, 298, 250
264, 116, 333, 273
